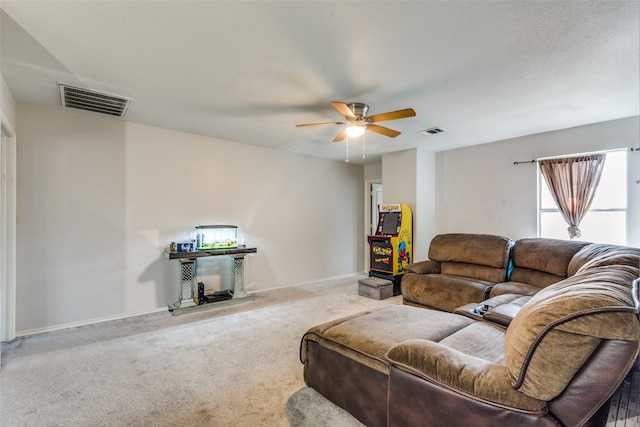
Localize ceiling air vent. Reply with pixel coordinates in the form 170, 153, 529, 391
58, 83, 133, 117
418, 127, 447, 136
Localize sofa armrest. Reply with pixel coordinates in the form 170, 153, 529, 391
482, 303, 522, 327
453, 303, 485, 321
404, 260, 441, 274
386, 339, 545, 411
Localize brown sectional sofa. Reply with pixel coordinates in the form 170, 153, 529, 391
300, 234, 640, 426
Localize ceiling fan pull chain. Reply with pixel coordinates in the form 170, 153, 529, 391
362, 133, 366, 159
345, 135, 349, 163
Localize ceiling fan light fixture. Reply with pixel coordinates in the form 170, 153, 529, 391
345, 124, 366, 137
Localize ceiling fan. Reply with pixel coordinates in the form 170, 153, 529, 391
296, 102, 416, 142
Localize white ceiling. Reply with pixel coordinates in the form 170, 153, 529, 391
1, 1, 638, 164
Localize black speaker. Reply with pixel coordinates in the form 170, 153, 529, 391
197, 282, 205, 305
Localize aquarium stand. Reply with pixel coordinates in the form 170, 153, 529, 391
165, 247, 257, 312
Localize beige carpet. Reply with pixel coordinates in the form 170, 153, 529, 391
0, 276, 400, 426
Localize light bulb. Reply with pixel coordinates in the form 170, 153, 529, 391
345, 124, 365, 137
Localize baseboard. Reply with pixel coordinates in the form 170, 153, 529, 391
13, 306, 168, 339
249, 272, 367, 295
11, 272, 367, 339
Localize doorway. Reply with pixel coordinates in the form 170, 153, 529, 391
364, 180, 382, 272
1, 114, 17, 351
370, 183, 382, 235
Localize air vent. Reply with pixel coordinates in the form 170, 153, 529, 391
418, 127, 447, 136
58, 83, 133, 117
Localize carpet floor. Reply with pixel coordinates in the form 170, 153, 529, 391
0, 276, 398, 426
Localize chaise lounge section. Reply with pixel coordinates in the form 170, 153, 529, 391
300, 235, 640, 426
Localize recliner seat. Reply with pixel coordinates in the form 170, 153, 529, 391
402, 233, 514, 311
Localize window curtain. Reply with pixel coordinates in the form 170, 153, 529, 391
539, 154, 606, 239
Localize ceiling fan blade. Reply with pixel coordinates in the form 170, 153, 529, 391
331, 101, 356, 118
368, 108, 416, 123
367, 124, 401, 138
333, 128, 347, 142
296, 121, 344, 128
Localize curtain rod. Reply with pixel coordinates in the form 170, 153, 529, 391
514, 146, 640, 165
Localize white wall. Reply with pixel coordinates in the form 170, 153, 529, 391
415, 148, 436, 260
16, 103, 364, 333
364, 162, 382, 182
382, 148, 436, 260
382, 150, 417, 208
1, 74, 16, 126
435, 116, 640, 243
1, 74, 17, 344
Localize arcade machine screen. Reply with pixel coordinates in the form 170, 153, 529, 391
381, 212, 400, 235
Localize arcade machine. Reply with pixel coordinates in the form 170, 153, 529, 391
367, 203, 413, 295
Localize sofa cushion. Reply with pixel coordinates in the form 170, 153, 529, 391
511, 238, 590, 282
568, 243, 640, 276
404, 259, 441, 275
402, 273, 493, 312
441, 261, 508, 284
428, 233, 513, 271
438, 322, 507, 364
301, 305, 474, 374
490, 281, 541, 297
507, 268, 563, 289
386, 339, 546, 412
504, 266, 640, 401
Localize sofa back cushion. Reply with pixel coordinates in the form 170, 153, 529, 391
428, 233, 513, 283
440, 262, 507, 284
509, 238, 591, 288
504, 266, 640, 401
568, 243, 640, 276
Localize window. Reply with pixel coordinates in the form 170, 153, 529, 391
539, 150, 627, 245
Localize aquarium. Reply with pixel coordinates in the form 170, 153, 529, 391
195, 225, 238, 250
